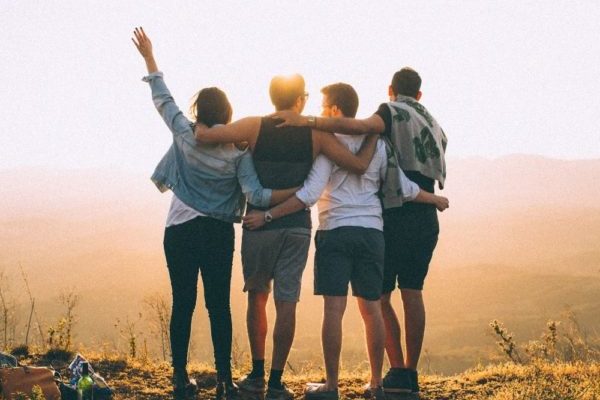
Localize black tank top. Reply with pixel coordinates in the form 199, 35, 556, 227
248, 117, 313, 230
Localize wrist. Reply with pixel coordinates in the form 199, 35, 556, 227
306, 115, 317, 128
264, 210, 273, 223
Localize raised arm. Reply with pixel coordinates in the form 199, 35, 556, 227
315, 132, 379, 174
132, 27, 190, 136
270, 111, 385, 136
195, 117, 260, 145
132, 27, 157, 74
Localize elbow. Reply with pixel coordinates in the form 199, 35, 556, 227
194, 132, 205, 142
195, 130, 211, 143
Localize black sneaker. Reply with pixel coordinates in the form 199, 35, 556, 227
216, 380, 240, 400
172, 371, 198, 400
237, 374, 266, 393
382, 368, 412, 394
265, 383, 294, 400
408, 369, 419, 394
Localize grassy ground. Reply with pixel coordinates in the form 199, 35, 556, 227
26, 355, 599, 400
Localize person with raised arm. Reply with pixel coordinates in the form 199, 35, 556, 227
271, 68, 448, 396
195, 75, 378, 400
132, 27, 298, 400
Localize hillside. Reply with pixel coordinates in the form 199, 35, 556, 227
1, 156, 599, 374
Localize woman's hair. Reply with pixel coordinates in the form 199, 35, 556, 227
189, 87, 232, 127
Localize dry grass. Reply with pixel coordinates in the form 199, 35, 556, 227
21, 353, 600, 399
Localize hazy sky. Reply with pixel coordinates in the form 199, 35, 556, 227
2, 1, 599, 171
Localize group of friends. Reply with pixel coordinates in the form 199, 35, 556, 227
132, 27, 449, 400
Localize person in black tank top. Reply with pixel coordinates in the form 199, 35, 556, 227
249, 117, 313, 231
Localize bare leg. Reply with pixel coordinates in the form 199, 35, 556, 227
400, 289, 425, 370
357, 297, 386, 387
271, 300, 297, 370
380, 292, 405, 368
321, 296, 347, 390
247, 290, 269, 362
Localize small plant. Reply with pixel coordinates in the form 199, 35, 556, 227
0, 269, 19, 350
30, 385, 47, 400
13, 385, 46, 400
116, 313, 143, 359
144, 293, 171, 361
19, 263, 45, 349
231, 335, 248, 371
491, 312, 600, 365
43, 347, 74, 363
47, 288, 79, 352
489, 319, 522, 363
11, 343, 30, 358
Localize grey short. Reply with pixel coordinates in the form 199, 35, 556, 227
241, 227, 311, 302
314, 227, 385, 301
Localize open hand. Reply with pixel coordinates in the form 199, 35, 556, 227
242, 210, 266, 230
132, 27, 153, 59
269, 110, 307, 128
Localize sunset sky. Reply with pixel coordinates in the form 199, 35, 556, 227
2, 1, 599, 172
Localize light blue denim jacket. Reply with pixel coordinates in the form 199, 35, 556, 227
144, 72, 272, 223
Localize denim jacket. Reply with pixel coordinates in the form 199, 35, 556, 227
144, 72, 272, 223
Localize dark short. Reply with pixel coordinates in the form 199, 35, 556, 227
314, 226, 385, 301
383, 204, 439, 292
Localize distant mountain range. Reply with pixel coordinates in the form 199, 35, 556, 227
2, 155, 599, 287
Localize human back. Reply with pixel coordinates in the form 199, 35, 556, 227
247, 74, 314, 230
314, 134, 386, 231
149, 82, 272, 223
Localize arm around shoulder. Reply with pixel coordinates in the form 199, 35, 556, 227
316, 131, 379, 174
195, 117, 260, 144
315, 113, 384, 136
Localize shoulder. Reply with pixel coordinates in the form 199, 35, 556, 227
375, 103, 391, 117
234, 116, 262, 130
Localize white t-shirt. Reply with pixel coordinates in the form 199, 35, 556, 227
165, 195, 206, 227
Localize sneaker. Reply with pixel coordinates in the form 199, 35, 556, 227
363, 384, 386, 400
172, 371, 198, 400
237, 374, 266, 393
408, 370, 419, 394
382, 368, 412, 394
304, 383, 338, 400
266, 383, 295, 400
216, 380, 240, 400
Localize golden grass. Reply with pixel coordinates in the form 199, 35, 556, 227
41, 356, 597, 399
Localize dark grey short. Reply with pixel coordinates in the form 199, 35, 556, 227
314, 226, 385, 301
241, 227, 311, 302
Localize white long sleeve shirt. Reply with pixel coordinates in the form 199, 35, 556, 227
296, 135, 418, 231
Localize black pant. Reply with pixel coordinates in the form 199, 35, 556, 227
163, 216, 235, 379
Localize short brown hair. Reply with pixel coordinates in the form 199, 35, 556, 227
190, 87, 232, 127
269, 74, 305, 111
320, 83, 359, 117
391, 67, 421, 99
